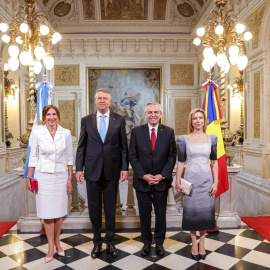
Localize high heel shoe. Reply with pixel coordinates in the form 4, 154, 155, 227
199, 253, 206, 260
198, 242, 206, 260
45, 256, 53, 263
55, 245, 65, 257
191, 253, 199, 261
57, 250, 65, 257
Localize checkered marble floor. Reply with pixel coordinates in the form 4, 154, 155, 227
0, 224, 270, 270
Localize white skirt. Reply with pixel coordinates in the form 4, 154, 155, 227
34, 170, 68, 219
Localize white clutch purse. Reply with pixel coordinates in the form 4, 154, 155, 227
172, 176, 193, 195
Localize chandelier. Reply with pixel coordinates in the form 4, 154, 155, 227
0, 0, 61, 74
193, 0, 252, 74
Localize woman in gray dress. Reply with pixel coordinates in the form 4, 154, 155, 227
175, 108, 218, 261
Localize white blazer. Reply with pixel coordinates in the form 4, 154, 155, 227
29, 125, 73, 173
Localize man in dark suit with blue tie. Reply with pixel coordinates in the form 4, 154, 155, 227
76, 88, 128, 258
129, 102, 176, 257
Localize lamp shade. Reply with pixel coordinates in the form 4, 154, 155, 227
203, 47, 214, 58
196, 27, 205, 36
202, 58, 211, 72
0, 23, 8, 32
15, 37, 23, 44
229, 45, 239, 57
8, 57, 19, 71
40, 25, 49, 35
229, 55, 238, 66
209, 54, 217, 68
4, 63, 9, 71
20, 23, 29, 33
2, 34, 10, 43
52, 32, 62, 44
44, 55, 54, 70
19, 51, 31, 66
215, 25, 224, 35
8, 44, 20, 58
193, 38, 201, 46
224, 61, 230, 74
33, 60, 42, 74
237, 55, 248, 70
217, 53, 227, 67
244, 32, 252, 41
236, 23, 245, 34
34, 46, 46, 60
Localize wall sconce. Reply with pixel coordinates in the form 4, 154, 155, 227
4, 63, 19, 148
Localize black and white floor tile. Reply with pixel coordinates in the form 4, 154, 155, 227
0, 224, 270, 270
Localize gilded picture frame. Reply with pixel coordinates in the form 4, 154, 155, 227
86, 67, 162, 137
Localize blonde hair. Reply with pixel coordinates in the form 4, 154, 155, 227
188, 108, 207, 133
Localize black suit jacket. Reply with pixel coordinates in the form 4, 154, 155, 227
129, 124, 176, 192
76, 111, 128, 181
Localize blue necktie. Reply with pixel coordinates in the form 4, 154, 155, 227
99, 115, 106, 142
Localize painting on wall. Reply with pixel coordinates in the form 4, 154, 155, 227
87, 67, 162, 138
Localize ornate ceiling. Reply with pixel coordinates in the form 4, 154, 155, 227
35, 0, 213, 34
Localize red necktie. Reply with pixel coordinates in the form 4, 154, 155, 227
151, 128, 156, 152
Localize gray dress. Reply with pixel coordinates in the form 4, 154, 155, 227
177, 134, 217, 231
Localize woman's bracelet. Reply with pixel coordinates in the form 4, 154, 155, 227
214, 180, 219, 183
26, 176, 31, 179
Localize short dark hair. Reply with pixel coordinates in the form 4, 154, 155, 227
42, 105, 61, 121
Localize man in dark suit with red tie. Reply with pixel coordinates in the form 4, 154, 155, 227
129, 102, 176, 256
76, 88, 128, 258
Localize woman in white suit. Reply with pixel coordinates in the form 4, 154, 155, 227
26, 105, 73, 263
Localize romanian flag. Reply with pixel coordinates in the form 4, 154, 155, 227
202, 80, 229, 197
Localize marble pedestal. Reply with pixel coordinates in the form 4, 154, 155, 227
216, 164, 242, 228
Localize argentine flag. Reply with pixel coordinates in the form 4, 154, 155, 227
23, 81, 54, 178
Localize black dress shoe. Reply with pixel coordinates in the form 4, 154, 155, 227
106, 244, 118, 258
191, 253, 199, 261
199, 253, 206, 260
156, 245, 165, 256
91, 244, 102, 259
140, 244, 151, 256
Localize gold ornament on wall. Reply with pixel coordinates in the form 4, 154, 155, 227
101, 0, 148, 20
245, 2, 267, 50
254, 73, 260, 138
54, 65, 80, 86
177, 2, 194, 17
58, 100, 76, 136
153, 0, 167, 20
170, 64, 194, 86
174, 99, 191, 135
82, 0, 95, 20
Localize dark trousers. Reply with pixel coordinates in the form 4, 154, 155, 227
86, 170, 118, 246
136, 187, 168, 246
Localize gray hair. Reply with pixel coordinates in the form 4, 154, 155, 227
95, 88, 111, 99
144, 102, 162, 114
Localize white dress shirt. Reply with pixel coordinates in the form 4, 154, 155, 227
97, 110, 110, 132
148, 123, 158, 139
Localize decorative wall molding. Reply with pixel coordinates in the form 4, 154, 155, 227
52, 37, 196, 60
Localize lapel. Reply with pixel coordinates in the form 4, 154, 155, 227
40, 125, 54, 143
91, 112, 102, 142
54, 125, 65, 143
153, 124, 163, 155
104, 111, 116, 143
143, 124, 152, 153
